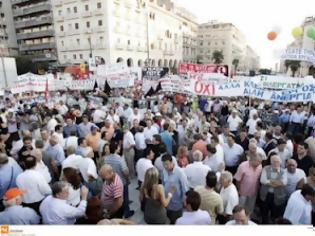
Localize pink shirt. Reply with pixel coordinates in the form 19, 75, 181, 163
234, 161, 262, 197
101, 174, 123, 210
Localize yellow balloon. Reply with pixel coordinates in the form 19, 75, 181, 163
292, 27, 303, 38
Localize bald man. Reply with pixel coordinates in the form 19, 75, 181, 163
285, 159, 306, 198
100, 165, 124, 219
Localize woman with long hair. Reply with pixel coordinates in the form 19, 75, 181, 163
140, 167, 175, 224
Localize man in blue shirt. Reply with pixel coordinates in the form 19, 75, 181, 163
162, 154, 189, 224
0, 153, 23, 211
160, 123, 173, 155
0, 188, 39, 224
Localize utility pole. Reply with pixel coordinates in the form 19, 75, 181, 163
146, 2, 150, 66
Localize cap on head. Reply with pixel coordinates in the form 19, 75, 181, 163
3, 188, 26, 200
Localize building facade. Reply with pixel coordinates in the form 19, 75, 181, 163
0, 0, 18, 56
197, 21, 259, 74
280, 16, 315, 77
11, 0, 57, 63
52, 0, 198, 68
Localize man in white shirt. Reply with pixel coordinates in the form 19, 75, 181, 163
269, 139, 292, 168
283, 184, 314, 225
226, 205, 257, 225
134, 126, 146, 161
223, 135, 244, 175
211, 135, 224, 161
122, 123, 136, 178
46, 114, 58, 134
143, 119, 159, 144
185, 150, 211, 188
62, 146, 83, 170
289, 106, 304, 134
136, 148, 155, 185
93, 108, 106, 126
246, 114, 261, 136
227, 110, 243, 134
16, 156, 52, 214
175, 190, 211, 225
204, 144, 224, 173
40, 181, 88, 225
64, 131, 78, 151
285, 159, 306, 198
128, 108, 141, 126
219, 171, 239, 223
53, 125, 65, 149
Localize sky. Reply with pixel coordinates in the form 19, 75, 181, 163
174, 0, 315, 69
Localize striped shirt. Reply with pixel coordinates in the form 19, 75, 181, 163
101, 174, 123, 210
104, 154, 129, 185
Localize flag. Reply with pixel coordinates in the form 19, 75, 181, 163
155, 82, 162, 93
45, 77, 49, 102
145, 86, 155, 97
93, 80, 98, 92
104, 80, 111, 94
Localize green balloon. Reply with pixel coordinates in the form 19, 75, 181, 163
307, 27, 315, 39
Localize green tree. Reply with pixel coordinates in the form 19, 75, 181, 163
284, 60, 301, 77
15, 55, 49, 75
212, 50, 224, 64
232, 58, 239, 73
15, 55, 33, 75
259, 68, 272, 75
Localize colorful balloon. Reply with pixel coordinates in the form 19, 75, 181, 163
307, 27, 315, 40
292, 27, 303, 38
267, 31, 277, 41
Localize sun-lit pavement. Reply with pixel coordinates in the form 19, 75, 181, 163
128, 179, 146, 224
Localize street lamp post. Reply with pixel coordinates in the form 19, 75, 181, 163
145, 2, 150, 66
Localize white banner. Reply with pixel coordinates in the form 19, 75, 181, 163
281, 48, 315, 65
65, 79, 95, 91
96, 62, 128, 76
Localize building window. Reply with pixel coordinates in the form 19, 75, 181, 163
64, 55, 67, 59
86, 22, 90, 28
85, 5, 89, 11
67, 8, 71, 13
98, 20, 102, 26
80, 54, 83, 59
73, 7, 77, 13
58, 10, 62, 16
75, 23, 79, 30
97, 2, 102, 8
61, 41, 64, 46
60, 25, 64, 31
73, 54, 77, 59
76, 39, 80, 45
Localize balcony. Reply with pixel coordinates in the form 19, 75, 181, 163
64, 14, 77, 20
82, 12, 92, 18
55, 15, 64, 22
19, 42, 56, 51
94, 43, 106, 49
127, 45, 134, 51
115, 43, 124, 50
32, 53, 57, 62
94, 9, 104, 16
16, 30, 55, 40
14, 16, 53, 29
92, 27, 105, 33
163, 50, 174, 56
53, 0, 63, 6
83, 28, 92, 34
56, 31, 65, 37
11, 0, 29, 5
13, 3, 52, 17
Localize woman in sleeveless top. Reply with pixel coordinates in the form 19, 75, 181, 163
140, 167, 175, 224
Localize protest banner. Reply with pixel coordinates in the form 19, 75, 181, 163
281, 48, 315, 65
159, 75, 191, 94
249, 75, 315, 90
179, 63, 229, 76
142, 67, 169, 80
96, 62, 128, 76
65, 79, 95, 91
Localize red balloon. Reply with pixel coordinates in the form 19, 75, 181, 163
267, 31, 277, 41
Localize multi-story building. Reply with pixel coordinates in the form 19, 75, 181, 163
197, 21, 259, 74
11, 0, 57, 63
0, 0, 18, 56
52, 0, 198, 68
280, 16, 315, 77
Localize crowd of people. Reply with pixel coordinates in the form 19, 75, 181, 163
0, 88, 314, 225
